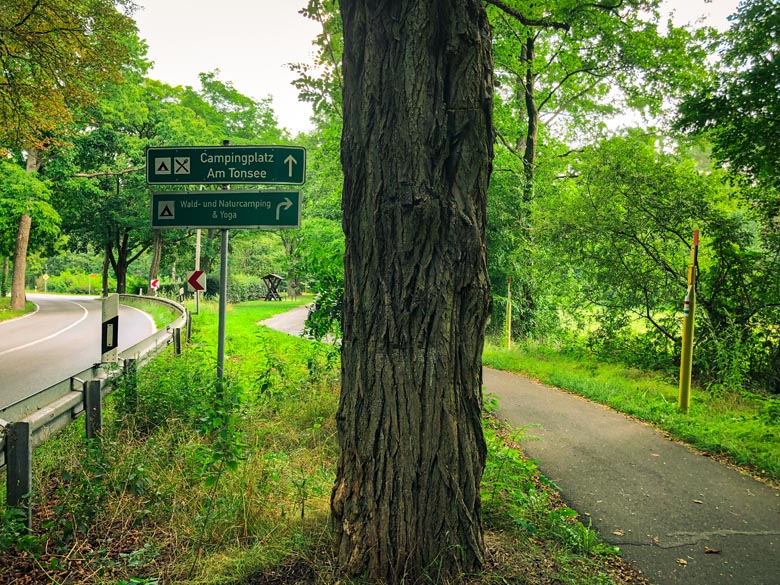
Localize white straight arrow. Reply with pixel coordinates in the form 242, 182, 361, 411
284, 155, 297, 177
276, 197, 293, 220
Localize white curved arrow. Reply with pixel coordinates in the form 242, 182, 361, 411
275, 197, 293, 220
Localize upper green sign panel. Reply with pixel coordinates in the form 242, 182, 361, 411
146, 146, 306, 185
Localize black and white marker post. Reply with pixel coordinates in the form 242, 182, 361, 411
101, 293, 119, 364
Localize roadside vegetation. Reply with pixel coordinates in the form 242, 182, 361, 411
0, 297, 35, 323
0, 299, 646, 584
121, 296, 183, 330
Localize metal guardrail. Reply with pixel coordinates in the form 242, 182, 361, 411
0, 294, 187, 527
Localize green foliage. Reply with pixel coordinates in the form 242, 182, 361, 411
0, 161, 60, 257
535, 132, 780, 391
482, 424, 617, 556
0, 0, 141, 148
44, 270, 115, 294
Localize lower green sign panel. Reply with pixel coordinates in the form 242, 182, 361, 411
151, 190, 301, 229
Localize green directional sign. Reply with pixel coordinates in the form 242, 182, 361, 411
151, 190, 301, 229
146, 145, 306, 185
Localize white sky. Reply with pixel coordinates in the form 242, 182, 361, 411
133, 0, 740, 136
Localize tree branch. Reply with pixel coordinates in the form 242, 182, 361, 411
74, 166, 144, 178
484, 0, 571, 31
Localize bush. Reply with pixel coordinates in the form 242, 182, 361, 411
42, 270, 114, 294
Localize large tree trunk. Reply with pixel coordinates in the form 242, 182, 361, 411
333, 1, 493, 582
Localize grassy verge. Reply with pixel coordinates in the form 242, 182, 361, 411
121, 296, 182, 329
1, 301, 645, 584
0, 297, 35, 323
483, 340, 780, 484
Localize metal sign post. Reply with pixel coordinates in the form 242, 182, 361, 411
678, 229, 699, 413
147, 142, 305, 390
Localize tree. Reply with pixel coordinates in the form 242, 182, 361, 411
538, 132, 780, 390
677, 0, 780, 251
0, 0, 138, 308
483, 0, 711, 335
0, 160, 60, 295
333, 1, 493, 581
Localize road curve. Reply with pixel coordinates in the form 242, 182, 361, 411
0, 294, 155, 409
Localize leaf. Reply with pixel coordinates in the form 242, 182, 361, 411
693, 499, 704, 504
676, 558, 688, 566
612, 529, 625, 536
704, 547, 721, 554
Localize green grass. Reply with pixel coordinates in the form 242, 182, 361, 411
484, 340, 780, 483
0, 297, 35, 323
0, 299, 641, 584
122, 296, 181, 328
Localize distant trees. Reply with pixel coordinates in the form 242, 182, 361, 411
0, 0, 138, 307
538, 133, 780, 390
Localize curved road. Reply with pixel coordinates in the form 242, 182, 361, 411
0, 294, 155, 410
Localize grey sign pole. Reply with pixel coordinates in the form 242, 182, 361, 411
217, 228, 228, 390
216, 141, 229, 394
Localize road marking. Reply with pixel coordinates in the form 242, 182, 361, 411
0, 300, 89, 357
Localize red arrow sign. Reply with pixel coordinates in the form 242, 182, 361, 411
150, 278, 160, 290
187, 270, 206, 292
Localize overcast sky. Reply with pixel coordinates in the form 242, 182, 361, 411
133, 0, 740, 136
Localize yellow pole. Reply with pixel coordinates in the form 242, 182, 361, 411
678, 230, 699, 413
506, 276, 512, 350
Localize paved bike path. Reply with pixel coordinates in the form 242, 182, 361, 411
484, 367, 780, 585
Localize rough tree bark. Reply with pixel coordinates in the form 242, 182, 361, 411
333, 1, 494, 582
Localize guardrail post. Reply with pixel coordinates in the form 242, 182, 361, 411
84, 380, 102, 439
186, 311, 192, 343
6, 421, 32, 531
174, 327, 182, 355
123, 358, 138, 412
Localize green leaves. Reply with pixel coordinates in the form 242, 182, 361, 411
0, 161, 60, 257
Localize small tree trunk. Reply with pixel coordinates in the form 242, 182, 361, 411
1, 256, 8, 297
521, 35, 538, 203
11, 150, 41, 310
102, 242, 110, 297
334, 1, 494, 582
10, 214, 31, 310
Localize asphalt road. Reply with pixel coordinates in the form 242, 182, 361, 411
261, 307, 780, 585
0, 294, 155, 410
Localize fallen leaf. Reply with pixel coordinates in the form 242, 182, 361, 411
693, 499, 704, 504
704, 547, 721, 554
613, 530, 625, 536
652, 536, 661, 546
676, 558, 688, 566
